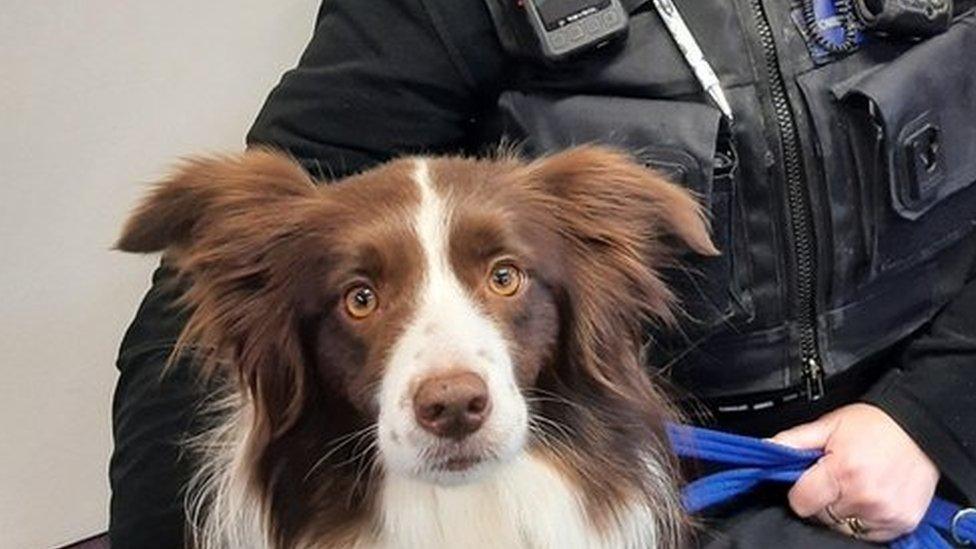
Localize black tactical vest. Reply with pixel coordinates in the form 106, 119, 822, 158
483, 0, 976, 406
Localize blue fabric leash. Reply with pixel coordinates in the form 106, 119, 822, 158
666, 423, 976, 547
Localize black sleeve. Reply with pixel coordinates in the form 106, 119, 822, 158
246, 0, 508, 179
863, 276, 976, 504
110, 267, 201, 549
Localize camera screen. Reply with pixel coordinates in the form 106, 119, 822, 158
533, 0, 611, 31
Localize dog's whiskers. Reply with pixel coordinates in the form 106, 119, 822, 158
331, 428, 380, 470
523, 387, 590, 415
348, 446, 382, 507
303, 424, 378, 483
528, 414, 577, 446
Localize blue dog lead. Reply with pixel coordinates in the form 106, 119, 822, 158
666, 423, 976, 548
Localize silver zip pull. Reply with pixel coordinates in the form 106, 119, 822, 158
803, 357, 825, 401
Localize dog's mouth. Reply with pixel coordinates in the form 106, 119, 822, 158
434, 454, 485, 472
416, 440, 510, 480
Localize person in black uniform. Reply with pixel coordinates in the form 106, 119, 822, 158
109, 0, 976, 547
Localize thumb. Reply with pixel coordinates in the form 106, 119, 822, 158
770, 414, 839, 451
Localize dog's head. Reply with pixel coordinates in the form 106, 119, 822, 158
118, 146, 715, 494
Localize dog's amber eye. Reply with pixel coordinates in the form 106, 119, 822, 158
488, 263, 523, 297
344, 285, 378, 319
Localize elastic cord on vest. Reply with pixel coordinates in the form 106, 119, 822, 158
667, 423, 976, 547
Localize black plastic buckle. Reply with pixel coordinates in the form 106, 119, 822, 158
903, 122, 943, 206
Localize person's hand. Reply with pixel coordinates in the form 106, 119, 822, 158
770, 403, 939, 542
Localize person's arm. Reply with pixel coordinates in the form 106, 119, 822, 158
863, 274, 976, 503
246, 0, 508, 178
110, 2, 506, 547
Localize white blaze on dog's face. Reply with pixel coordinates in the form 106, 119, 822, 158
378, 159, 529, 484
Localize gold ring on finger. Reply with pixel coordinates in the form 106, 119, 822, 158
841, 516, 870, 539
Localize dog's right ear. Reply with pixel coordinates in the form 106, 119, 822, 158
116, 149, 315, 253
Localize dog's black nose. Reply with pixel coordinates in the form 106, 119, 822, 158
413, 371, 491, 440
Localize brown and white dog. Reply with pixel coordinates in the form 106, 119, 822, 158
117, 146, 717, 549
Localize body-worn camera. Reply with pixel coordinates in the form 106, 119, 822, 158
485, 0, 629, 61
525, 0, 629, 59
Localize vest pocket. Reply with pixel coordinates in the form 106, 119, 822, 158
798, 15, 976, 305
831, 17, 976, 279
496, 92, 751, 333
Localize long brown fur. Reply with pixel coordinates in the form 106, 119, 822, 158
117, 145, 716, 548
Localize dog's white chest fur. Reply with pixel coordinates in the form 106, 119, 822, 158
364, 454, 655, 549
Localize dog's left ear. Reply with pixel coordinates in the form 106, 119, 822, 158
526, 145, 718, 259
519, 145, 718, 394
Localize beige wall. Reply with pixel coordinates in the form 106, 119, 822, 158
0, 2, 319, 546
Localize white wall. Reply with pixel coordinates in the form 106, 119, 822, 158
0, 2, 320, 546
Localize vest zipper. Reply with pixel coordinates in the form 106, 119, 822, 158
748, 0, 825, 401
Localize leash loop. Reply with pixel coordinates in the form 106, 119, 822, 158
667, 423, 975, 548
